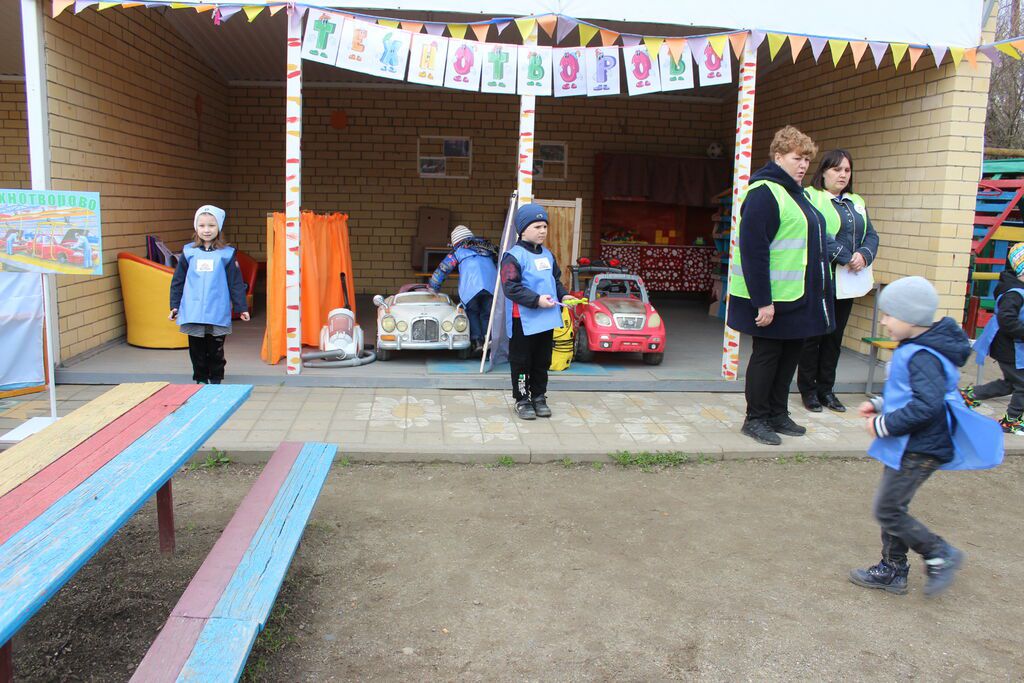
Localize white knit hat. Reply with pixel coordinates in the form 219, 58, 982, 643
194, 204, 226, 233
450, 225, 473, 246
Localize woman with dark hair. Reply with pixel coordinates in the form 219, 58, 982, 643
798, 149, 879, 412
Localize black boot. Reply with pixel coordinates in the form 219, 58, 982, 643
740, 418, 781, 445
769, 413, 806, 436
849, 559, 910, 595
515, 399, 537, 420
802, 393, 823, 412
924, 543, 964, 597
532, 394, 552, 418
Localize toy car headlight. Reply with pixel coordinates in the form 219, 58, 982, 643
648, 313, 661, 328
441, 320, 454, 332
381, 316, 396, 332
454, 316, 468, 332
396, 320, 408, 332
595, 312, 613, 327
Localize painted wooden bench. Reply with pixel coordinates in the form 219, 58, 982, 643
131, 441, 336, 682
0, 382, 251, 682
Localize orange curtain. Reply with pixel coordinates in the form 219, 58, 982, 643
261, 211, 355, 365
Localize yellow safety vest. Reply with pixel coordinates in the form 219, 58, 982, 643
804, 187, 867, 238
731, 180, 808, 303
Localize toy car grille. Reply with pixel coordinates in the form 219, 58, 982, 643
412, 318, 439, 342
614, 314, 646, 330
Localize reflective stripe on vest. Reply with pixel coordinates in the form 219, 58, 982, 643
730, 179, 808, 302
805, 187, 867, 239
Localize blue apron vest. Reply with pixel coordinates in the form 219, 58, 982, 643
455, 245, 496, 303
868, 343, 1004, 471
504, 244, 564, 337
177, 244, 235, 328
973, 287, 1024, 369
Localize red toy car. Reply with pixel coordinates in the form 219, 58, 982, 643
570, 259, 666, 365
13, 229, 95, 265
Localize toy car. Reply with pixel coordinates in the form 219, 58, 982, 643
372, 283, 472, 361
13, 229, 97, 265
570, 259, 666, 365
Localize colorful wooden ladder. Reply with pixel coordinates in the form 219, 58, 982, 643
0, 383, 251, 682
131, 442, 336, 683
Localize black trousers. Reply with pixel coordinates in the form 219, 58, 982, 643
973, 360, 1024, 419
464, 291, 493, 344
797, 296, 854, 397
188, 334, 227, 384
873, 453, 944, 564
744, 336, 803, 420
509, 317, 553, 402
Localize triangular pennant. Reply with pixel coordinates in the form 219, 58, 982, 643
964, 47, 978, 69
930, 45, 947, 67
53, 0, 75, 16
424, 22, 445, 36
471, 23, 490, 42
556, 16, 577, 44
688, 36, 708, 61
890, 43, 909, 68
169, 2, 191, 7
809, 36, 828, 62
907, 46, 925, 69
1013, 39, 1024, 53
537, 15, 557, 38
448, 24, 468, 40
243, 5, 263, 22
121, 2, 145, 6
401, 22, 424, 34
600, 29, 619, 46
643, 37, 664, 60
948, 46, 964, 67
849, 41, 868, 68
789, 35, 808, 63
996, 42, 1021, 59
868, 41, 888, 67
218, 6, 241, 21
268, 5, 284, 15
97, 2, 118, 9
514, 17, 536, 40
192, 4, 215, 12
749, 30, 766, 49
74, 2, 97, 14
377, 19, 399, 29
708, 34, 727, 58
829, 39, 849, 67
495, 20, 511, 35
978, 45, 1000, 63
622, 34, 642, 47
729, 32, 747, 58
666, 37, 686, 63
767, 33, 786, 61
578, 24, 598, 47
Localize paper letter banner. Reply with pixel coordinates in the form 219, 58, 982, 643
444, 40, 483, 91
659, 42, 694, 91
697, 38, 732, 86
337, 19, 375, 74
585, 46, 621, 96
481, 44, 518, 93
553, 47, 587, 97
408, 33, 449, 86
623, 43, 662, 95
517, 45, 553, 96
301, 11, 346, 65
371, 26, 412, 80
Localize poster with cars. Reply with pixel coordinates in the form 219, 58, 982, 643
0, 190, 102, 275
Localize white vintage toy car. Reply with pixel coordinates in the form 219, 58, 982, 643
372, 284, 472, 361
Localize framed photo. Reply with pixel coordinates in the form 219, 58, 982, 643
418, 136, 472, 178
533, 142, 567, 181
418, 157, 447, 177
443, 138, 471, 158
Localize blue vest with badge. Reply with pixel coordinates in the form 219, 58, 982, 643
868, 343, 1004, 471
504, 244, 564, 337
455, 245, 496, 303
973, 287, 1024, 369
177, 243, 235, 328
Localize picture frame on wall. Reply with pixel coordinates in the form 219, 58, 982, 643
534, 142, 567, 181
418, 136, 472, 178
418, 157, 447, 177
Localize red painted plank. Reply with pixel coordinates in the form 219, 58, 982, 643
0, 385, 201, 546
129, 616, 206, 683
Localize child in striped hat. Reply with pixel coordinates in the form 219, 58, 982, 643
428, 225, 498, 354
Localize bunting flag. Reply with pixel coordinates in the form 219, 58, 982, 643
217, 6, 242, 21
666, 38, 685, 64
908, 46, 925, 68
97, 2, 119, 9
890, 43, 909, 69
708, 35, 728, 58
868, 41, 888, 67
471, 23, 491, 42
931, 45, 948, 67
268, 6, 285, 16
789, 35, 807, 63
749, 31, 766, 49
696, 36, 732, 86
809, 36, 828, 62
53, 0, 75, 17
949, 46, 965, 68
688, 36, 708, 62
193, 4, 215, 12
622, 35, 642, 48
495, 21, 512, 35
243, 6, 263, 22
1014, 40, 1024, 53
624, 43, 662, 95
978, 45, 999, 63
829, 39, 848, 67
767, 33, 786, 61
996, 42, 1021, 59
849, 41, 868, 68
514, 18, 536, 40
377, 19, 399, 29
578, 24, 598, 47
448, 24, 468, 40
537, 15, 557, 38
556, 16, 577, 44
424, 23, 445, 36
401, 22, 423, 34
729, 32, 747, 59
74, 1, 96, 14
964, 47, 978, 69
643, 36, 664, 61
660, 41, 694, 91
600, 29, 619, 47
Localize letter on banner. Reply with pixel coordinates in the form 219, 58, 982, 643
444, 40, 482, 91
585, 47, 621, 96
553, 47, 587, 97
659, 42, 694, 91
373, 27, 412, 80
697, 41, 732, 86
517, 45, 553, 96
301, 11, 346, 65
408, 33, 449, 85
481, 44, 518, 94
337, 18, 374, 74
623, 44, 662, 95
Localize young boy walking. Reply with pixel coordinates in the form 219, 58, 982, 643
961, 242, 1024, 434
852, 276, 1003, 597
428, 225, 498, 355
501, 203, 570, 420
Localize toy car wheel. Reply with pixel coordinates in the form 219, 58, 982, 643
456, 346, 472, 360
376, 347, 392, 361
575, 326, 593, 362
56, 253, 67, 264
642, 352, 663, 366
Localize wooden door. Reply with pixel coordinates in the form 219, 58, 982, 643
536, 198, 582, 289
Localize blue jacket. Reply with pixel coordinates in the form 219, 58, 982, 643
975, 266, 1024, 366
429, 238, 498, 302
170, 244, 248, 326
501, 240, 568, 337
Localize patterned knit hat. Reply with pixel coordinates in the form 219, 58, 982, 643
1009, 242, 1024, 276
450, 225, 473, 246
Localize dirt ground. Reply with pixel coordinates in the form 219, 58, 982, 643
11, 456, 1024, 681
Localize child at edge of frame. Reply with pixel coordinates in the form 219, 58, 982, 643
169, 205, 250, 385
851, 276, 1003, 598
500, 203, 571, 421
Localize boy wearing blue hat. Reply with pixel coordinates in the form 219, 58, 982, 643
429, 225, 498, 355
502, 203, 571, 420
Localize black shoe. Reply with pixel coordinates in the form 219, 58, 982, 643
471, 340, 484, 356
740, 418, 781, 445
769, 413, 806, 436
924, 544, 964, 597
819, 391, 846, 412
802, 393, 823, 412
515, 399, 537, 420
849, 559, 910, 595
532, 395, 552, 418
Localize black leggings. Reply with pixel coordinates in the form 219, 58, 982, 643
744, 336, 803, 420
188, 334, 227, 384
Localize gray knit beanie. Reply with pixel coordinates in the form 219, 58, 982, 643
877, 276, 938, 327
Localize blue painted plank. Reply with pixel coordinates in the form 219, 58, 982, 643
175, 617, 258, 683
0, 384, 251, 646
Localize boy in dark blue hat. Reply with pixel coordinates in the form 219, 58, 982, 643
501, 203, 570, 420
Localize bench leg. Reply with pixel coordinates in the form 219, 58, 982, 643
1, 640, 12, 683
157, 480, 176, 555
865, 347, 878, 396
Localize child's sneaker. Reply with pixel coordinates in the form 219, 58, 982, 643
998, 413, 1024, 435
849, 559, 910, 595
959, 386, 981, 409
924, 544, 964, 597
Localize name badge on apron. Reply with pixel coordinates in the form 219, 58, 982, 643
196, 258, 215, 273
534, 257, 552, 271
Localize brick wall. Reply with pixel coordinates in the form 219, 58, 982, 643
0, 81, 29, 189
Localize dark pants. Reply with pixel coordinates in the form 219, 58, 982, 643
509, 317, 553, 402
797, 296, 853, 397
188, 334, 227, 384
464, 291, 493, 344
873, 453, 944, 564
744, 336, 803, 420
973, 360, 1024, 419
